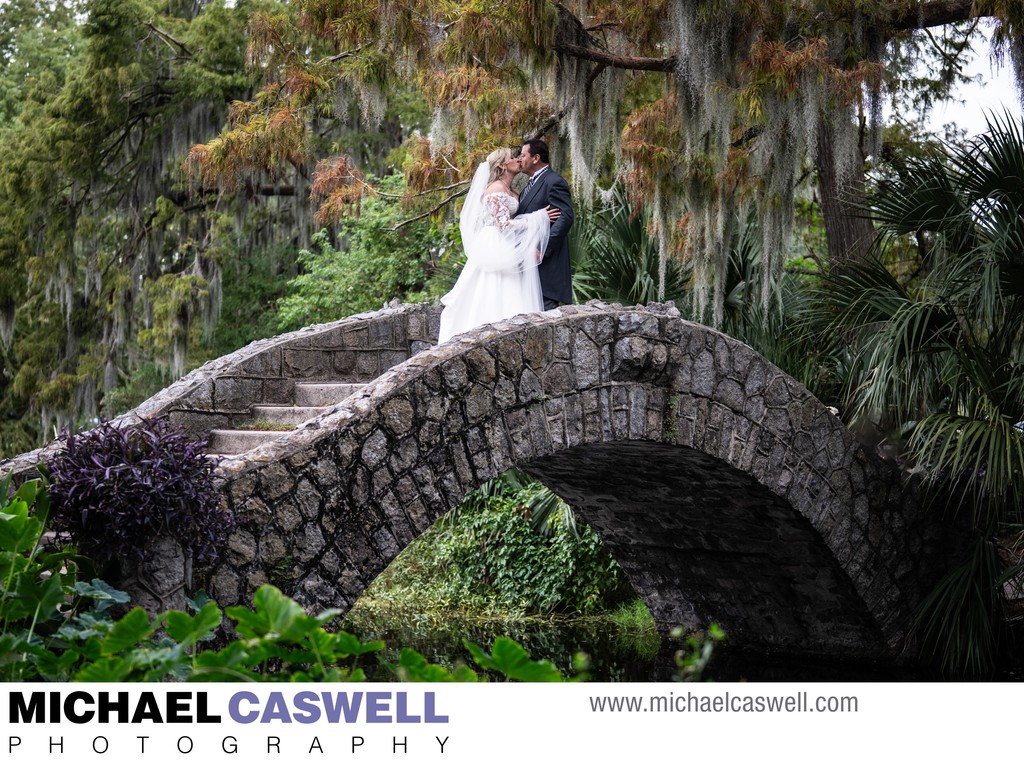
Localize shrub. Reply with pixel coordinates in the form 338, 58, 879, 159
363, 481, 629, 615
441, 501, 626, 613
46, 416, 233, 567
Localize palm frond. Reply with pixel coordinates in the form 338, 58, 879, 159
523, 483, 578, 538
861, 114, 1024, 679
948, 109, 1024, 215
444, 469, 533, 526
911, 409, 1024, 524
824, 256, 912, 332
914, 535, 1007, 680
571, 187, 689, 306
871, 152, 969, 233
823, 258, 957, 424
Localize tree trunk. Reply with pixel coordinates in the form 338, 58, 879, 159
815, 122, 876, 270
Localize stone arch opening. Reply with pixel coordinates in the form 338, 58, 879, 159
523, 441, 883, 656
345, 430, 887, 663
340, 463, 662, 680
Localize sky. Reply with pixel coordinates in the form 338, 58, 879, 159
928, 29, 1023, 137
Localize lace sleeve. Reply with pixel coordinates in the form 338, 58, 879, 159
484, 193, 514, 232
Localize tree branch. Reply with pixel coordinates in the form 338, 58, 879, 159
146, 22, 192, 57
731, 125, 763, 148
322, 45, 365, 64
890, 0, 979, 31
402, 180, 472, 199
554, 42, 675, 71
390, 187, 469, 231
550, 0, 987, 74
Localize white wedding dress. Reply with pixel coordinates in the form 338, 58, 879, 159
438, 164, 551, 343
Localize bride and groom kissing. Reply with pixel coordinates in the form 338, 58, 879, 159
437, 139, 575, 343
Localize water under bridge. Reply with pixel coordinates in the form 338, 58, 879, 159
1, 301, 956, 661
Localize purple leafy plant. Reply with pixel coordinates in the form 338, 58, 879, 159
46, 417, 233, 566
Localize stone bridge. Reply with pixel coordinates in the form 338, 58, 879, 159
1, 301, 955, 660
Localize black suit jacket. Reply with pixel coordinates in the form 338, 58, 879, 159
515, 167, 574, 305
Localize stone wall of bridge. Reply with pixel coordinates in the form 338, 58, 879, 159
196, 302, 953, 659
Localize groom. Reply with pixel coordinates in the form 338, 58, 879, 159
515, 139, 574, 310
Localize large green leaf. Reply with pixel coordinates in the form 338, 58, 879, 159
397, 648, 478, 682
100, 607, 155, 656
191, 641, 252, 680
73, 579, 131, 611
227, 584, 322, 641
20, 571, 64, 618
313, 629, 384, 659
164, 602, 222, 647
0, 496, 41, 554
464, 637, 564, 682
74, 656, 138, 682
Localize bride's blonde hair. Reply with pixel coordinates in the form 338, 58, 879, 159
487, 147, 513, 183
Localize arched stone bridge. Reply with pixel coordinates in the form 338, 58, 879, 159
1, 302, 954, 660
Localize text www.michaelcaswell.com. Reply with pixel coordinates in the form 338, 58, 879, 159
589, 692, 858, 714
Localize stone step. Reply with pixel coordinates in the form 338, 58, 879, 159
293, 382, 365, 407
250, 405, 324, 426
207, 429, 292, 456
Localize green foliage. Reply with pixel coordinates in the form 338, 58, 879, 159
277, 177, 447, 330
364, 483, 626, 616
206, 238, 292, 356
12, 580, 384, 682
0, 0, 82, 126
395, 637, 572, 682
610, 598, 660, 660
715, 214, 843, 404
100, 363, 170, 418
825, 114, 1024, 678
336, 88, 433, 177
453, 504, 614, 612
522, 481, 579, 538
0, 475, 85, 680
0, 390, 37, 460
833, 113, 1024, 523
394, 647, 479, 682
463, 637, 566, 682
570, 187, 689, 305
138, 273, 210, 366
187, 586, 385, 682
0, 0, 310, 446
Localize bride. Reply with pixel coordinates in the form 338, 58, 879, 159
438, 148, 560, 343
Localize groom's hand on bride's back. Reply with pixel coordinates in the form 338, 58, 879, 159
546, 180, 574, 240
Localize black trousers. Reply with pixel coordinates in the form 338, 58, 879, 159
543, 297, 565, 311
